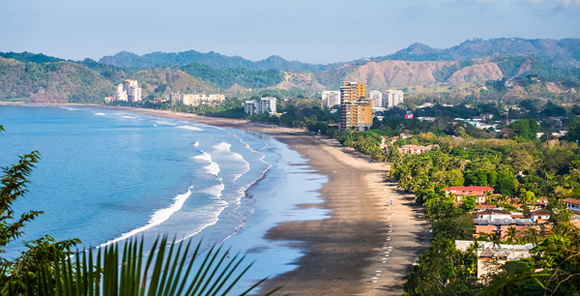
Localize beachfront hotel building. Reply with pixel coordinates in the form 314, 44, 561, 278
244, 97, 278, 116
322, 90, 341, 108
369, 90, 383, 108
170, 92, 226, 106
340, 82, 373, 131
113, 79, 142, 102
384, 90, 404, 108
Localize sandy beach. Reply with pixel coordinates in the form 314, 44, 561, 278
34, 105, 431, 295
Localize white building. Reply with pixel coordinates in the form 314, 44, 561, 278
113, 83, 128, 101
384, 90, 404, 108
368, 90, 383, 108
244, 97, 277, 116
123, 79, 142, 102
170, 93, 225, 106
322, 91, 341, 108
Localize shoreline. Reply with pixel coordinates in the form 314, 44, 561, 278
4, 103, 430, 295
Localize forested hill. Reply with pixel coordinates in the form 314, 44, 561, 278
98, 50, 329, 71
373, 38, 580, 69
98, 38, 580, 71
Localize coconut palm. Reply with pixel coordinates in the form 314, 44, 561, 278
3, 236, 278, 296
506, 227, 519, 245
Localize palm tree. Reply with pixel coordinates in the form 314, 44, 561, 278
506, 227, 519, 245
3, 236, 279, 296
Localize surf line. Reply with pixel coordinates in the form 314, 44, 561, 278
97, 186, 193, 248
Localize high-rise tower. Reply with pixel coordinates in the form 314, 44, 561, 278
340, 82, 372, 131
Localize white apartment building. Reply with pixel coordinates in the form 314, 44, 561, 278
244, 97, 277, 116
384, 90, 404, 108
368, 90, 383, 108
123, 79, 142, 102
113, 83, 128, 101
321, 91, 341, 108
170, 93, 226, 106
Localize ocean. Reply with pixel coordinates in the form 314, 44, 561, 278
0, 105, 329, 293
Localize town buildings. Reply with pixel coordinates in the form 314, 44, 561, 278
456, 240, 533, 281
170, 92, 225, 106
443, 186, 494, 203
564, 198, 580, 214
368, 90, 383, 108
244, 97, 277, 116
384, 90, 404, 108
340, 82, 373, 131
398, 144, 438, 155
322, 90, 341, 108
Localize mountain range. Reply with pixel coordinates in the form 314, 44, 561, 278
98, 38, 580, 71
1, 37, 579, 104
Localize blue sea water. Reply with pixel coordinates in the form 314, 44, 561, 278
0, 105, 329, 288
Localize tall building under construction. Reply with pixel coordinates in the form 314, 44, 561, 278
340, 82, 373, 131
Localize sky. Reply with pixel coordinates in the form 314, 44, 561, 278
1, 0, 579, 64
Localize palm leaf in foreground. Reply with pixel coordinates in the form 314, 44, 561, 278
31, 236, 278, 296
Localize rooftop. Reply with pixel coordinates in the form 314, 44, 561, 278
443, 186, 494, 191
563, 198, 580, 205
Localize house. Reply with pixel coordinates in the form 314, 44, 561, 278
398, 144, 438, 155
399, 133, 413, 139
530, 209, 551, 223
563, 198, 580, 214
473, 218, 534, 239
456, 240, 533, 281
476, 209, 512, 220
443, 186, 494, 203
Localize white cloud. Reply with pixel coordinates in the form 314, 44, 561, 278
526, 0, 580, 8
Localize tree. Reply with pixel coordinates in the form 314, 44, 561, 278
506, 226, 519, 245
506, 119, 540, 142
564, 119, 580, 143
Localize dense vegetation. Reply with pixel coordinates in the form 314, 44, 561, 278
387, 127, 580, 295
181, 63, 284, 89
99, 50, 329, 71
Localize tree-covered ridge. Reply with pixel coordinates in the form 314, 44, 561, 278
0, 58, 115, 103
373, 38, 580, 69
0, 51, 64, 64
99, 50, 330, 71
180, 63, 285, 89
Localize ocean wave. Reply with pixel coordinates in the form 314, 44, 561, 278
94, 113, 105, 116
122, 115, 136, 119
177, 125, 203, 132
213, 142, 250, 182
193, 141, 199, 147
193, 152, 220, 176
98, 186, 193, 247
60, 107, 77, 111
155, 120, 176, 126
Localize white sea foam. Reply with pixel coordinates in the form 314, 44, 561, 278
60, 107, 77, 111
193, 152, 220, 176
155, 120, 177, 126
122, 115, 136, 119
213, 142, 250, 182
177, 125, 203, 132
94, 113, 106, 116
193, 141, 199, 147
98, 186, 193, 247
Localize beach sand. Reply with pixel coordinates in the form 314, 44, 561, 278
64, 106, 431, 295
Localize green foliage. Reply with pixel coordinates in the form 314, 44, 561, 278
507, 119, 540, 142
3, 236, 274, 296
0, 52, 64, 64
0, 150, 43, 259
180, 63, 284, 89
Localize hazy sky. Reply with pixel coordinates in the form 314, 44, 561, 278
1, 0, 579, 64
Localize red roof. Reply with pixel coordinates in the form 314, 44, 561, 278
443, 186, 494, 191
531, 209, 551, 216
563, 198, 580, 205
476, 205, 497, 209
454, 192, 486, 196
